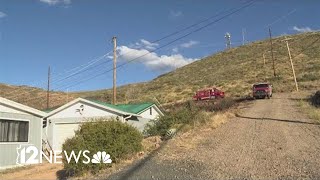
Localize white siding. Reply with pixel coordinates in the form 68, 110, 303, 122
127, 118, 152, 132
53, 123, 81, 151
0, 113, 42, 169
138, 106, 160, 120
0, 98, 43, 169
0, 104, 28, 115
49, 102, 120, 119
45, 102, 125, 151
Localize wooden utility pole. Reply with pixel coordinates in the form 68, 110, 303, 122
46, 66, 51, 110
112, 36, 117, 105
269, 27, 276, 77
283, 37, 299, 91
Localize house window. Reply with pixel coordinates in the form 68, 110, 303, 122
0, 119, 29, 142
150, 107, 153, 115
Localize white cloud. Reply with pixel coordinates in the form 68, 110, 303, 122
180, 40, 199, 48
39, 0, 71, 5
169, 10, 183, 18
292, 26, 315, 33
132, 39, 159, 50
140, 39, 159, 50
170, 40, 199, 53
172, 47, 179, 53
116, 45, 198, 72
0, 11, 7, 18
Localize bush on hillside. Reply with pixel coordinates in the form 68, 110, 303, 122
211, 98, 236, 111
144, 108, 194, 137
144, 102, 199, 137
144, 98, 236, 137
195, 98, 235, 112
311, 91, 320, 107
62, 119, 143, 176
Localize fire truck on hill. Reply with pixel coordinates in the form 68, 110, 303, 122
193, 88, 225, 101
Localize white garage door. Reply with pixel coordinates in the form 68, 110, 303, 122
54, 123, 80, 151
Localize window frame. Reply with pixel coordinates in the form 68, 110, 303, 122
0, 117, 30, 144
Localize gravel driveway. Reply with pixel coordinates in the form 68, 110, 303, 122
107, 93, 320, 180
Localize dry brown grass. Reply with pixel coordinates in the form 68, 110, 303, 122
89, 32, 320, 104
158, 111, 232, 161
296, 92, 320, 122
209, 112, 233, 129
2, 32, 320, 109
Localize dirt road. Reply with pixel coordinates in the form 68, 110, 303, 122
0, 163, 63, 180
107, 93, 320, 180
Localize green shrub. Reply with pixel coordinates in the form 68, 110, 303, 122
144, 98, 236, 137
144, 115, 175, 137
62, 119, 143, 176
144, 105, 196, 137
311, 91, 320, 107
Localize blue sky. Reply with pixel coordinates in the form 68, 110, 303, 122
0, 0, 319, 92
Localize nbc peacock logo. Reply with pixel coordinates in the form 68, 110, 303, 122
91, 151, 112, 164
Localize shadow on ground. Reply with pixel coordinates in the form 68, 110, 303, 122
56, 169, 70, 180
106, 135, 176, 180
236, 114, 320, 126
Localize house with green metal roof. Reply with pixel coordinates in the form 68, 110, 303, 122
43, 98, 163, 151
87, 99, 163, 118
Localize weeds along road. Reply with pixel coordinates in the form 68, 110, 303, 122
107, 93, 320, 180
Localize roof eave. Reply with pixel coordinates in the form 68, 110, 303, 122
0, 97, 47, 117
45, 98, 140, 118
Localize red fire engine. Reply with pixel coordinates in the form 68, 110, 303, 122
193, 88, 225, 101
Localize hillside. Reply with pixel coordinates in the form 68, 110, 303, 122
1, 31, 320, 109
0, 83, 75, 110
74, 32, 320, 103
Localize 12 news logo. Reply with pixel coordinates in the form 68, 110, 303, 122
16, 145, 112, 165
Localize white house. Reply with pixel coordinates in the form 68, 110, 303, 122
0, 97, 46, 169
43, 98, 163, 151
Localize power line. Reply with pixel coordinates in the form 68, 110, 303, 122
52, 0, 256, 91
51, 54, 112, 86
112, 0, 255, 63
44, 16, 320, 106
3, 2, 243, 100
50, 51, 112, 82
265, 9, 296, 28
8, 0, 256, 105
148, 1, 253, 44
4, 51, 112, 98
4, 52, 112, 100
